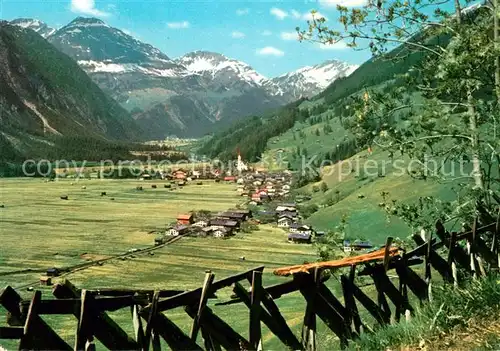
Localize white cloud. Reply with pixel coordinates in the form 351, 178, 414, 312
236, 8, 250, 15
280, 31, 299, 41
256, 46, 284, 57
261, 30, 272, 36
291, 9, 302, 19
270, 8, 288, 20
318, 41, 348, 50
231, 31, 245, 39
70, 0, 110, 17
167, 21, 190, 29
303, 11, 328, 21
319, 0, 368, 8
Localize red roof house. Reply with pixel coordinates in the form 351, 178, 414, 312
177, 213, 194, 225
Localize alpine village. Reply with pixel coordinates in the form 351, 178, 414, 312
0, 1, 499, 350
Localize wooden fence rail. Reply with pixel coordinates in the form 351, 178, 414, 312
1, 213, 499, 351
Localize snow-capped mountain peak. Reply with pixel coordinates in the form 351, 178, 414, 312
175, 51, 269, 86
10, 18, 56, 38
271, 59, 359, 99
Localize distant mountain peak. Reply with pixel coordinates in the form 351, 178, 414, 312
66, 16, 108, 27
10, 18, 56, 38
271, 60, 358, 99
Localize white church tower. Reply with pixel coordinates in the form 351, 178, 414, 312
236, 150, 248, 174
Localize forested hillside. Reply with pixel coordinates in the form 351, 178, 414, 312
0, 22, 144, 160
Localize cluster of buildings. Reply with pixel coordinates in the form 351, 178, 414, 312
155, 209, 253, 244
230, 171, 294, 204
259, 202, 325, 244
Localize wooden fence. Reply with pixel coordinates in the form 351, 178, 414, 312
0, 214, 499, 350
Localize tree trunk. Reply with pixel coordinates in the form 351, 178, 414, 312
467, 88, 484, 189
495, 0, 500, 101
454, 0, 462, 24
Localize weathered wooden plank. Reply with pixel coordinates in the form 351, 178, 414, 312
19, 290, 41, 350
92, 288, 185, 298
21, 296, 146, 314
435, 222, 471, 271
341, 274, 361, 335
75, 290, 95, 351
383, 237, 394, 272
144, 291, 160, 351
298, 270, 318, 351
0, 326, 24, 339
146, 266, 264, 313
349, 279, 388, 325
1, 287, 71, 350
185, 305, 253, 351
53, 280, 138, 350
395, 261, 428, 302
131, 304, 145, 347
413, 235, 453, 283
261, 289, 304, 350
233, 283, 303, 350
455, 222, 496, 240
201, 328, 222, 351
0, 286, 23, 326
190, 271, 215, 341
151, 331, 161, 351
372, 266, 411, 314
493, 209, 500, 269
249, 271, 263, 350
447, 232, 459, 287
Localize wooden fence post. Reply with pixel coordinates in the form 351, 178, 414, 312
424, 229, 433, 302
250, 270, 263, 351
190, 271, 215, 342
19, 291, 41, 351
75, 289, 96, 351
301, 268, 319, 351
144, 291, 160, 351
447, 232, 459, 288
131, 303, 145, 347
493, 209, 500, 269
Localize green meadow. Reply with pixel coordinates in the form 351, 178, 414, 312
0, 178, 319, 349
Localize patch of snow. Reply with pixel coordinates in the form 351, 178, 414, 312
78, 60, 128, 73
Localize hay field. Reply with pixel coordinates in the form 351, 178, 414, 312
0, 177, 317, 349
0, 178, 315, 288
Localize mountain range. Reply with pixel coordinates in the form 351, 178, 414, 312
10, 16, 358, 139
0, 21, 143, 160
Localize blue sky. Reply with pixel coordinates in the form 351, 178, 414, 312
0, 0, 374, 76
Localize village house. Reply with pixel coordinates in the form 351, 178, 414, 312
217, 212, 247, 222
209, 219, 240, 231
177, 214, 194, 225
172, 169, 187, 180
167, 225, 189, 236
277, 215, 294, 228
224, 176, 236, 182
289, 223, 313, 235
201, 226, 214, 236
343, 240, 374, 253
287, 233, 312, 244
276, 203, 297, 212
251, 193, 262, 204
40, 276, 52, 286
46, 268, 60, 277
192, 220, 209, 228
213, 227, 231, 238
229, 209, 252, 218
278, 211, 298, 220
